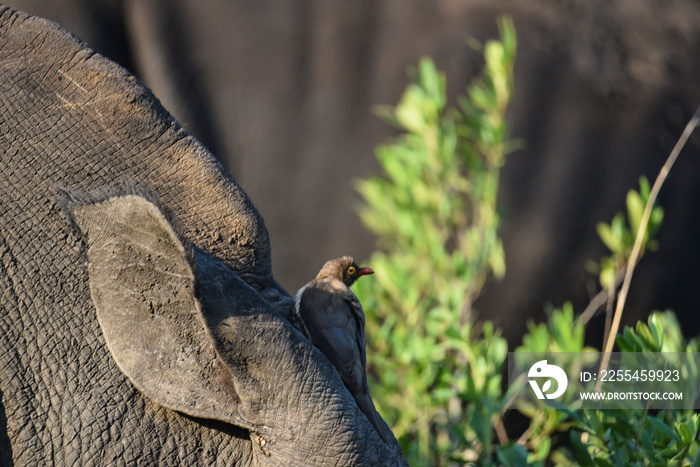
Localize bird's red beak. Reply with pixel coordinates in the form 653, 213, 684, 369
357, 267, 374, 277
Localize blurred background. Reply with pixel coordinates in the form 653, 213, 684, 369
8, 0, 700, 346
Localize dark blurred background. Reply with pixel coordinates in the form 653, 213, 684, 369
8, 0, 700, 346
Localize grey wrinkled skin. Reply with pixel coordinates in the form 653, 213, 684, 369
0, 5, 405, 466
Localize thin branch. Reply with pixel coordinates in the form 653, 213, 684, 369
596, 106, 700, 392
493, 416, 509, 445
578, 266, 625, 326
602, 285, 615, 351
517, 424, 534, 446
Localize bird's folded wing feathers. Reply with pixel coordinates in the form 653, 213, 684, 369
299, 283, 367, 395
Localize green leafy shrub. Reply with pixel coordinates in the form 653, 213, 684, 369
353, 14, 700, 466
354, 17, 518, 465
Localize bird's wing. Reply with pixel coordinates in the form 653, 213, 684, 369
346, 293, 367, 375
298, 280, 368, 395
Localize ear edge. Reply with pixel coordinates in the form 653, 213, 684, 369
61, 183, 196, 277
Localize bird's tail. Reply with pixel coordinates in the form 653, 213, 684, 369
356, 392, 392, 445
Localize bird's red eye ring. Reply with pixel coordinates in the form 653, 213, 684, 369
347, 266, 356, 275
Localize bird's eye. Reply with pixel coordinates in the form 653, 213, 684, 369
347, 266, 356, 275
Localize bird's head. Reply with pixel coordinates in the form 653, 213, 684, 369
317, 256, 374, 287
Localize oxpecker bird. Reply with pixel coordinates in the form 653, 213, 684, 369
295, 256, 389, 444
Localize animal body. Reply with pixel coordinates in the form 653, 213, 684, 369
295, 256, 390, 444
0, 6, 405, 465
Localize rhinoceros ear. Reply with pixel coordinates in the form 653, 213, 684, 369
66, 192, 251, 429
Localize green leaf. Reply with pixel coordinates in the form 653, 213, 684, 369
650, 205, 664, 230
418, 57, 445, 109
395, 88, 427, 133
496, 443, 529, 466
485, 42, 505, 71
599, 263, 616, 290
497, 16, 517, 63
649, 416, 682, 443
626, 189, 644, 234
597, 222, 621, 253
693, 447, 700, 467
610, 213, 628, 248
489, 240, 506, 279
635, 322, 660, 351
677, 421, 693, 445
638, 176, 651, 199
640, 429, 654, 453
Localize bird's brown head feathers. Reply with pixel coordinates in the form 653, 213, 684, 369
316, 256, 374, 287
